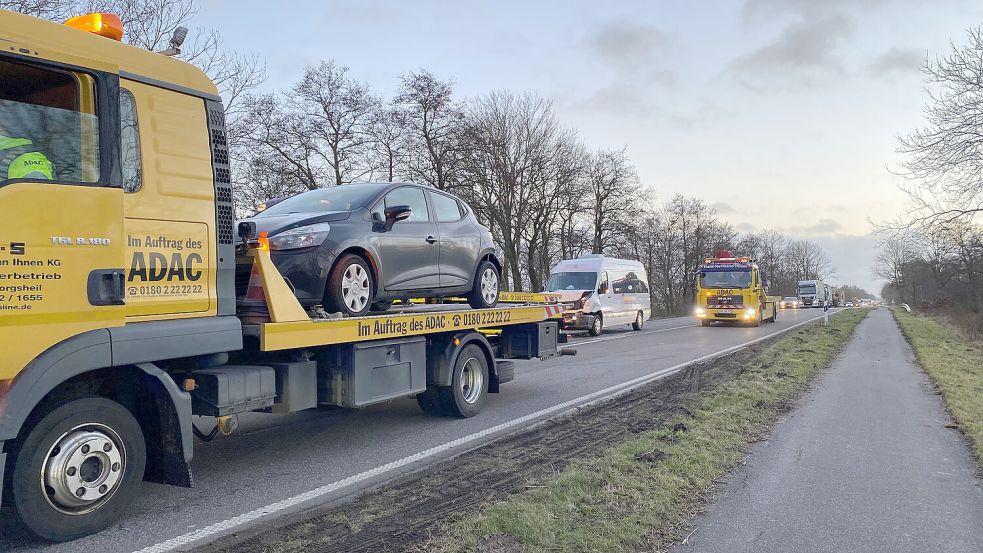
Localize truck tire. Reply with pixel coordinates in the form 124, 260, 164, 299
632, 311, 644, 331
701, 320, 711, 327
766, 303, 778, 323
751, 306, 762, 327
588, 314, 603, 336
467, 261, 500, 310
10, 397, 146, 542
437, 344, 489, 417
324, 254, 374, 317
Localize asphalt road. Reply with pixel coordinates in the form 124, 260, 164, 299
674, 308, 983, 553
1, 308, 836, 553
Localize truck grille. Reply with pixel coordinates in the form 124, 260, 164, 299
708, 296, 743, 307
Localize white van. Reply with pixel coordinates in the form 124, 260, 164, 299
544, 255, 652, 336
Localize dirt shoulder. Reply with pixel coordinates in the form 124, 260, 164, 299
198, 309, 867, 553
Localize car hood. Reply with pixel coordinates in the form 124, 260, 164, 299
238, 210, 352, 236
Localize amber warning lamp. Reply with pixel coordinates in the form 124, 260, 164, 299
64, 12, 125, 41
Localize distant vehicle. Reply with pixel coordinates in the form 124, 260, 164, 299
846, 301, 855, 307
781, 296, 800, 308
545, 255, 651, 336
238, 182, 502, 316
797, 279, 828, 308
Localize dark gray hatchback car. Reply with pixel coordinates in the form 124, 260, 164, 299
237, 182, 502, 316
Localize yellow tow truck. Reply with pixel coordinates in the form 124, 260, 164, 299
693, 250, 780, 327
0, 11, 566, 541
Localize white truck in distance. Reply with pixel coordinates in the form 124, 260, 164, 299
797, 279, 829, 308
545, 255, 652, 336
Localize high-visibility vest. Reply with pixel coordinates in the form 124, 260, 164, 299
0, 135, 53, 180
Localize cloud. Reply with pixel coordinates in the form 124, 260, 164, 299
869, 47, 923, 76
805, 218, 844, 234
588, 21, 672, 74
728, 15, 855, 87
711, 202, 736, 215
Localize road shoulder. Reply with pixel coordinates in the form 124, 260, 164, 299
673, 308, 983, 553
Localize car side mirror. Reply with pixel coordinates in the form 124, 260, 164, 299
383, 205, 412, 231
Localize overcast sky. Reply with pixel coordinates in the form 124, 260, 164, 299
198, 0, 983, 294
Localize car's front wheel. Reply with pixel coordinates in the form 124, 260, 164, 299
468, 261, 500, 309
324, 254, 374, 317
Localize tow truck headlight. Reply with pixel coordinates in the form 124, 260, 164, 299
268, 225, 331, 251
695, 307, 705, 317
744, 307, 756, 319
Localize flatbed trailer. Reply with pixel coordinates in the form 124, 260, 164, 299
0, 11, 567, 542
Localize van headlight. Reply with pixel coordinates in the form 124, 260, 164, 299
269, 225, 331, 250
578, 291, 594, 309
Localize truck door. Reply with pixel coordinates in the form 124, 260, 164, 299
120, 80, 215, 319
0, 57, 125, 384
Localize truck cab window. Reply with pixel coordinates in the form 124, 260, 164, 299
120, 89, 142, 192
0, 58, 100, 185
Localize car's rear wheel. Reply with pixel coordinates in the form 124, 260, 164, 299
467, 261, 500, 309
370, 300, 393, 313
324, 254, 374, 317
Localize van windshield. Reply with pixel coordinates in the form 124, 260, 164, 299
700, 270, 752, 289
545, 272, 597, 291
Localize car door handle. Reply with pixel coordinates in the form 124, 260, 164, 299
426, 236, 437, 244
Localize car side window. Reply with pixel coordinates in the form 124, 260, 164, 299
382, 187, 430, 222
430, 191, 463, 222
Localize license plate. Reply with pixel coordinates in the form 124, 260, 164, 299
716, 309, 733, 314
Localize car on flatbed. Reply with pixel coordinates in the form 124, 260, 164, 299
237, 183, 502, 317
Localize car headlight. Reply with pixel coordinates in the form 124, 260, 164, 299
269, 224, 330, 250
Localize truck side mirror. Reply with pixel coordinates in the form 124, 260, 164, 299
237, 221, 257, 241
383, 205, 412, 231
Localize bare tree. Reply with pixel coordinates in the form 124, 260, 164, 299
396, 70, 465, 191
369, 105, 408, 182
293, 61, 379, 186
585, 147, 643, 254
896, 26, 983, 226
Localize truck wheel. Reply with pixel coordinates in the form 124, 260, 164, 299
10, 397, 146, 542
467, 261, 500, 310
588, 314, 603, 336
701, 320, 711, 327
632, 311, 644, 331
767, 304, 778, 323
751, 307, 762, 327
324, 254, 374, 317
437, 344, 489, 417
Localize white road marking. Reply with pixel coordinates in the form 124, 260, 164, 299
135, 310, 837, 553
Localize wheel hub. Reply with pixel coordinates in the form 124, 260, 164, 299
342, 265, 370, 311
43, 425, 125, 515
460, 358, 485, 404
480, 268, 498, 305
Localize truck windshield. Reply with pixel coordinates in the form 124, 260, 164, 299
545, 272, 597, 291
258, 184, 388, 216
799, 284, 816, 294
700, 270, 752, 289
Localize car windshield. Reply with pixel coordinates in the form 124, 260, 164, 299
700, 270, 752, 289
545, 272, 597, 291
257, 184, 387, 216
799, 284, 817, 293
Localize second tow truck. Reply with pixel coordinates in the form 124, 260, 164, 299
693, 250, 780, 326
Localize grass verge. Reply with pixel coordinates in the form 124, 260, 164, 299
892, 308, 983, 466
425, 309, 870, 553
